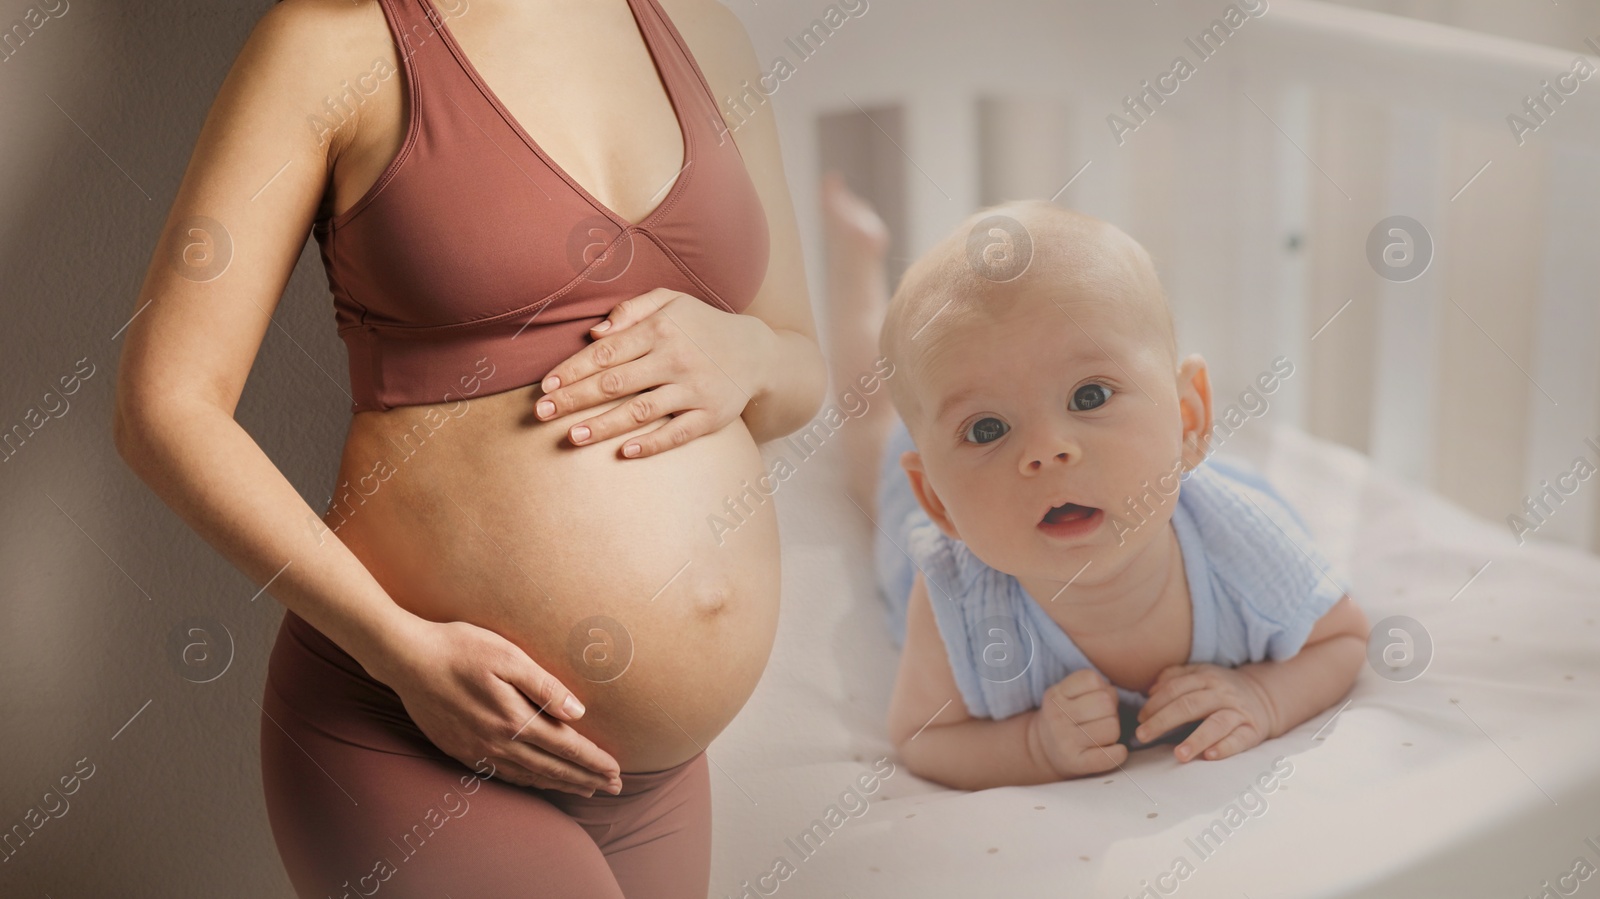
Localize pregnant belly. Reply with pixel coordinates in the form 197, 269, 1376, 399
327, 383, 781, 773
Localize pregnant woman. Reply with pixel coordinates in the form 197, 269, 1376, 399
111, 0, 824, 895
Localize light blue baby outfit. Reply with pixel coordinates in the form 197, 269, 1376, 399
873, 415, 1350, 722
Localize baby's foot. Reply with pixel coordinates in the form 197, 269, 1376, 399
821, 170, 890, 262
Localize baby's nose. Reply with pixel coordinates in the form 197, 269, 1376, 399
1022, 435, 1080, 470
1026, 450, 1071, 470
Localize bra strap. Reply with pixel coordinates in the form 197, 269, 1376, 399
627, 0, 728, 143
376, 0, 460, 82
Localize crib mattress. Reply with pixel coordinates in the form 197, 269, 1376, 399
705, 424, 1600, 899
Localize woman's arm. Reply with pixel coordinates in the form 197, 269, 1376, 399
113, 0, 618, 795
670, 0, 828, 444
113, 0, 422, 671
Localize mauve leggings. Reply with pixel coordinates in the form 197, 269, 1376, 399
260, 610, 711, 899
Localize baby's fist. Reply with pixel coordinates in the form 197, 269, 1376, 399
1029, 668, 1128, 779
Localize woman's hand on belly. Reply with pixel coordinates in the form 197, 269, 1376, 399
375, 617, 625, 796
532, 287, 775, 459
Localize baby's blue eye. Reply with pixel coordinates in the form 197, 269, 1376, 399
964, 417, 1008, 444
1070, 383, 1113, 411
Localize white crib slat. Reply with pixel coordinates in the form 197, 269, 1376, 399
1230, 76, 1279, 383
1169, 87, 1242, 397
976, 95, 1072, 207
1270, 83, 1313, 433
1229, 78, 1313, 433
1063, 101, 1128, 229
1523, 140, 1600, 551
1367, 107, 1448, 487
904, 91, 978, 261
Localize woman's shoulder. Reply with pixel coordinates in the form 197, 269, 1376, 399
258, 0, 385, 51
654, 0, 761, 95
245, 0, 400, 144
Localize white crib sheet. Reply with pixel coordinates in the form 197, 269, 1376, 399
705, 424, 1600, 899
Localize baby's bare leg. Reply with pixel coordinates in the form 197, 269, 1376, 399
820, 170, 896, 518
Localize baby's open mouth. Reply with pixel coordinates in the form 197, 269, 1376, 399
1042, 502, 1098, 525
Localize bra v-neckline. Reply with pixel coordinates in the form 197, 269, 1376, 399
419, 0, 691, 230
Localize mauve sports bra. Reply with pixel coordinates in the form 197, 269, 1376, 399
310, 0, 771, 412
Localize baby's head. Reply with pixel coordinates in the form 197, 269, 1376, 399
879, 200, 1214, 587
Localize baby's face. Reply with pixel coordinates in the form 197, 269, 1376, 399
901, 282, 1210, 591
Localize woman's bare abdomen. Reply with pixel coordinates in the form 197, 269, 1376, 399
323, 379, 781, 773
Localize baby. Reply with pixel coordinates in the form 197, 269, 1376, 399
820, 177, 1368, 791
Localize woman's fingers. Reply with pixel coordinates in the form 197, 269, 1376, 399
390, 620, 626, 796
620, 407, 715, 459
541, 290, 683, 394
495, 719, 620, 794
587, 287, 681, 337
497, 654, 622, 783
566, 381, 686, 448
508, 720, 621, 789
536, 323, 656, 415
537, 350, 657, 424
495, 652, 587, 722
484, 755, 600, 797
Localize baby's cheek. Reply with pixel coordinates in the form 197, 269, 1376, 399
973, 503, 1025, 557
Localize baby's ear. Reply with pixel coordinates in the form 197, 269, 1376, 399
1176, 353, 1213, 468
902, 450, 961, 540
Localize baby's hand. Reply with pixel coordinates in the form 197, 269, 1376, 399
1029, 669, 1129, 779
1135, 664, 1278, 763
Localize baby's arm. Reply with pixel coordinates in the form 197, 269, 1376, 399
1136, 595, 1369, 762
888, 569, 1128, 789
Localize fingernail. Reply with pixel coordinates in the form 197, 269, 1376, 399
1135, 727, 1146, 740
623, 443, 640, 457
542, 376, 560, 391
593, 320, 611, 332
563, 696, 585, 717
536, 400, 555, 418
607, 782, 622, 795
572, 425, 590, 443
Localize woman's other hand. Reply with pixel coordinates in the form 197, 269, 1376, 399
373, 618, 623, 796
533, 287, 775, 458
